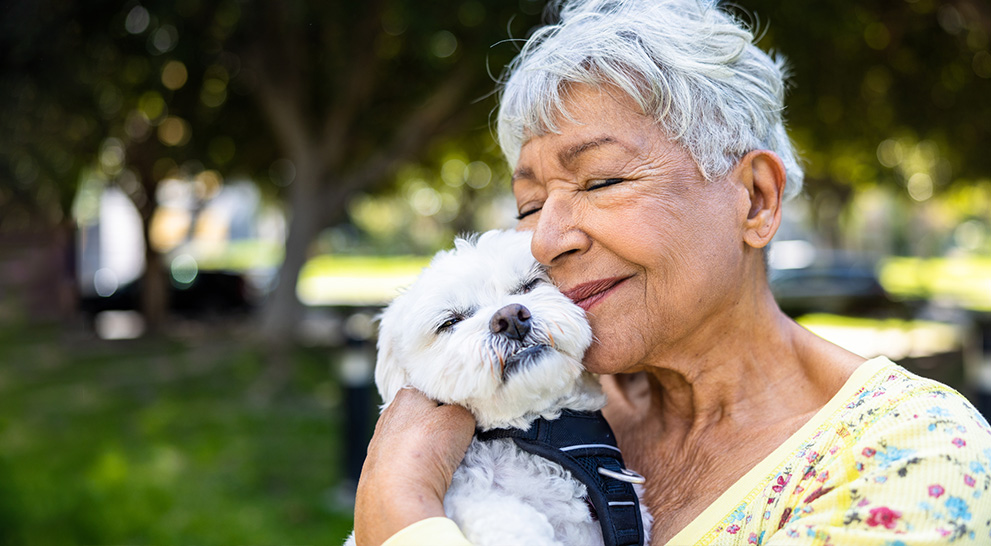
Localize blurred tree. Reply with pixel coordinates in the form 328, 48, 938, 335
0, 0, 278, 331
0, 0, 542, 339
227, 0, 543, 343
3, 0, 988, 335
743, 0, 991, 247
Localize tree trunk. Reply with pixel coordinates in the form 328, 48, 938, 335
141, 227, 169, 334
246, 43, 472, 347
259, 154, 326, 345
128, 138, 169, 335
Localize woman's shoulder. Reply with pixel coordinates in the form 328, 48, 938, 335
754, 359, 991, 545
833, 356, 991, 456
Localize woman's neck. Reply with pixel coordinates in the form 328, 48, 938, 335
641, 290, 860, 435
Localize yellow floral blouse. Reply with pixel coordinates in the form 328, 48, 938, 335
380, 357, 991, 546
669, 356, 991, 545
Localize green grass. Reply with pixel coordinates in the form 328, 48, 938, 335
297, 255, 432, 306
879, 255, 991, 311
0, 322, 358, 545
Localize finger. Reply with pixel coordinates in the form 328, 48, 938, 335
388, 386, 440, 411
435, 401, 474, 426
374, 389, 439, 435
601, 372, 651, 422
600, 374, 623, 400
384, 388, 475, 431
600, 374, 636, 413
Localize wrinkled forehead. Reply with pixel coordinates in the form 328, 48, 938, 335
501, 77, 662, 170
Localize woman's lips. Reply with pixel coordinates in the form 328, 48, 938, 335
562, 277, 629, 311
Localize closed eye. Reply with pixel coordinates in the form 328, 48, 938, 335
517, 277, 545, 294
436, 316, 461, 333
588, 178, 625, 191
436, 311, 470, 333
516, 207, 541, 221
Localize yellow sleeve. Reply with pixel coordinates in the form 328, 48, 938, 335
382, 517, 473, 546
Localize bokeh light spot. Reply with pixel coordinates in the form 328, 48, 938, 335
907, 172, 933, 201
194, 170, 223, 200
93, 268, 120, 297
876, 139, 904, 168
269, 159, 296, 187
150, 25, 179, 54
431, 31, 458, 58
157, 117, 191, 147
200, 78, 228, 108
411, 186, 442, 216
864, 22, 890, 50
125, 6, 150, 34
99, 138, 126, 175
161, 60, 188, 90
171, 254, 199, 285
441, 158, 467, 187
138, 91, 167, 122
465, 161, 492, 189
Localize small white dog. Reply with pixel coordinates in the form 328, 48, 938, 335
347, 230, 651, 546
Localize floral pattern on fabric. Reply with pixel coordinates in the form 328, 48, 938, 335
692, 362, 991, 545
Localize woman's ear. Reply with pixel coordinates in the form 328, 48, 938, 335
737, 150, 786, 250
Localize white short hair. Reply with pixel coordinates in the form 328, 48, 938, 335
497, 0, 804, 200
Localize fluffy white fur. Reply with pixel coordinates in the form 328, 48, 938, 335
346, 229, 651, 546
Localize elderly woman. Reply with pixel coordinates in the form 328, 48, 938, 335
354, 0, 991, 544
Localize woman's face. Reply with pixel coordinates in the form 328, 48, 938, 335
512, 85, 754, 374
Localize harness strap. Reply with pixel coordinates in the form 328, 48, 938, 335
476, 410, 645, 546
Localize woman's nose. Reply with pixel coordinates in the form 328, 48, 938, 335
529, 192, 590, 266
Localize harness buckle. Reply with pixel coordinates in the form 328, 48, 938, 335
597, 466, 646, 485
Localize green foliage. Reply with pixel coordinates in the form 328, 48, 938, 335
345, 150, 517, 255
3, 0, 989, 227
3, 0, 989, 329
0, 324, 358, 545
744, 0, 991, 192
0, 0, 276, 231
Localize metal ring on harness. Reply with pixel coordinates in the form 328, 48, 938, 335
598, 466, 646, 484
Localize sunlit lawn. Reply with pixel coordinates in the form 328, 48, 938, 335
0, 321, 357, 545
880, 255, 991, 312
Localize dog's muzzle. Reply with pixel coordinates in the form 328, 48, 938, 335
489, 304, 552, 380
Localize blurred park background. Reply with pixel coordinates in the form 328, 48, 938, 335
0, 0, 989, 544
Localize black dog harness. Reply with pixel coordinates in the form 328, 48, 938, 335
476, 409, 646, 546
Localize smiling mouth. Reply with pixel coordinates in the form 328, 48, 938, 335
562, 276, 630, 311
503, 344, 549, 379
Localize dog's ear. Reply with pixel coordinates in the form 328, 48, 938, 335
374, 319, 409, 410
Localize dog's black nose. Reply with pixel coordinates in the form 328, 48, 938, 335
490, 304, 531, 341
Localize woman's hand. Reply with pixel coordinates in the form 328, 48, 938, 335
600, 372, 655, 473
600, 372, 652, 426
353, 388, 476, 546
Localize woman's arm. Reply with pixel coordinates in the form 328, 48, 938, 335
353, 388, 476, 546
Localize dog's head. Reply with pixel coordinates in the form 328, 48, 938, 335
375, 229, 600, 430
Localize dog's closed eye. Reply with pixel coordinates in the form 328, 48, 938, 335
516, 277, 546, 294
436, 311, 470, 333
